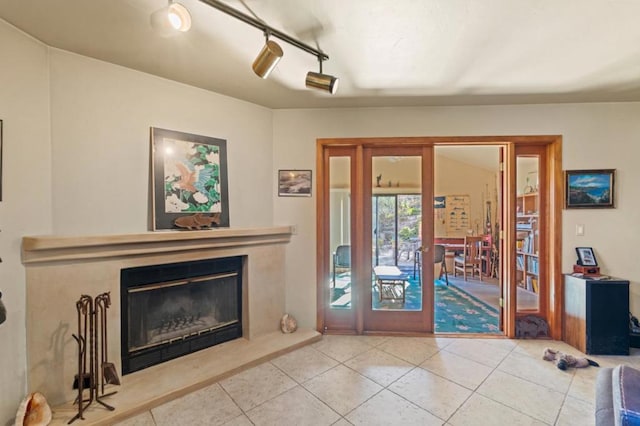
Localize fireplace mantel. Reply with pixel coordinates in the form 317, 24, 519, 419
21, 225, 319, 424
22, 226, 293, 264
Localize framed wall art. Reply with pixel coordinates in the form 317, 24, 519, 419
565, 169, 615, 209
278, 170, 312, 197
151, 127, 229, 230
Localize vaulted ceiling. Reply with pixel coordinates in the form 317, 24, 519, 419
1, 0, 640, 109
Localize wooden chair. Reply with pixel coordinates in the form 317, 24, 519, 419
453, 236, 483, 281
480, 234, 493, 277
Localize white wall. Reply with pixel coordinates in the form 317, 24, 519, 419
0, 20, 52, 425
273, 104, 640, 328
49, 49, 274, 234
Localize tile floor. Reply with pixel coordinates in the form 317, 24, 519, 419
114, 335, 640, 426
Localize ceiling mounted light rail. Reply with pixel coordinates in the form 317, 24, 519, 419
198, 0, 339, 93
151, 0, 192, 33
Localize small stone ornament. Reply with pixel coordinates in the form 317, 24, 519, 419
280, 313, 298, 334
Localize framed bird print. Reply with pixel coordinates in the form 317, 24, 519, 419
151, 127, 229, 230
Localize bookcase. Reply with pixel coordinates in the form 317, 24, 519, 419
516, 193, 539, 293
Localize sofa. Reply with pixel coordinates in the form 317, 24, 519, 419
596, 365, 640, 425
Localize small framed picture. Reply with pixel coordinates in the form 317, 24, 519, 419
576, 247, 598, 266
278, 170, 312, 197
565, 169, 615, 208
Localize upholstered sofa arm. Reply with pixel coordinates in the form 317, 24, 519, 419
596, 365, 640, 426
612, 365, 640, 425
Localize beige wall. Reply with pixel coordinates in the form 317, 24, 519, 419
273, 104, 640, 328
0, 20, 52, 423
49, 49, 274, 234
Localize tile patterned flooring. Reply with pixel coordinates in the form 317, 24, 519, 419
115, 335, 640, 426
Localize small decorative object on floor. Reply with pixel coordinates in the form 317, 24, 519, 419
543, 347, 599, 370
15, 392, 52, 426
0, 291, 6, 325
174, 213, 221, 230
280, 313, 298, 333
515, 314, 550, 338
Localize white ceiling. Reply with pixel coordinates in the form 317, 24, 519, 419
2, 0, 640, 109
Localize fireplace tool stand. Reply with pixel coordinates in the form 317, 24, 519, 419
69, 292, 120, 424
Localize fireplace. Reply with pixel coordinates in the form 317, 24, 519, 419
120, 256, 243, 374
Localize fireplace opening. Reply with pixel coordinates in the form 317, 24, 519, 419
121, 256, 243, 374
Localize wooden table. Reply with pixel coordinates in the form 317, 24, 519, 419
373, 266, 408, 304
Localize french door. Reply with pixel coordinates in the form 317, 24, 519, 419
317, 135, 563, 339
319, 144, 433, 333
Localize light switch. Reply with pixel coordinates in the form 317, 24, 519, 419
576, 224, 585, 236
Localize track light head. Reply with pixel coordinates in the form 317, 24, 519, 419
306, 58, 339, 94
252, 39, 283, 79
151, 1, 192, 34
305, 72, 339, 94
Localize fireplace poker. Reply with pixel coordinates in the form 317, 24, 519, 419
69, 295, 93, 424
93, 292, 116, 411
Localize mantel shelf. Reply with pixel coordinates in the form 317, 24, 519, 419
22, 226, 293, 264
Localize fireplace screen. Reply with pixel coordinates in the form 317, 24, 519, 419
121, 257, 242, 374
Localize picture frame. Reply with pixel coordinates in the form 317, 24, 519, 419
565, 169, 615, 209
151, 127, 229, 230
576, 247, 598, 266
278, 170, 312, 197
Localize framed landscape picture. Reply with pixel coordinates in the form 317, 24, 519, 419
565, 169, 615, 209
278, 170, 312, 197
151, 127, 229, 230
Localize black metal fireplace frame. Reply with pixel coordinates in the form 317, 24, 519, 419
120, 256, 243, 374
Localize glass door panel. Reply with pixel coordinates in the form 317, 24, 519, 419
364, 148, 432, 333
329, 157, 352, 310
516, 154, 541, 312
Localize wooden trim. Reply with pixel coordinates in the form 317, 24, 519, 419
549, 137, 564, 340
505, 144, 517, 337
315, 141, 326, 333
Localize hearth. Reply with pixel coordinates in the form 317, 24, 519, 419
120, 256, 243, 374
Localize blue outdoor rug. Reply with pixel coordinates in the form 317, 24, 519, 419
435, 280, 499, 333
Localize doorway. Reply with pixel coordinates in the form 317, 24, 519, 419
317, 136, 563, 339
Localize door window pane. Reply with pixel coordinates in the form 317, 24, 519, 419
516, 156, 540, 311
329, 157, 351, 309
371, 156, 422, 311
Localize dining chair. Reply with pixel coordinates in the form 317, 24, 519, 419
453, 236, 483, 281
434, 244, 449, 285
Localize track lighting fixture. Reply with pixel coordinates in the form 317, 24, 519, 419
151, 1, 192, 34
198, 0, 339, 92
306, 58, 339, 94
252, 34, 284, 79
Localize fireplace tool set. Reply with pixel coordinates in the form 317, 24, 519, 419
69, 292, 120, 424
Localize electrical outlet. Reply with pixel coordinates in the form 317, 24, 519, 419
291, 225, 298, 235
576, 224, 585, 236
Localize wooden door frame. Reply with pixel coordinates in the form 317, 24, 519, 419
316, 135, 563, 339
